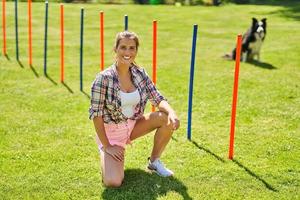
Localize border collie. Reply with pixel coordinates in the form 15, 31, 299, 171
224, 18, 267, 62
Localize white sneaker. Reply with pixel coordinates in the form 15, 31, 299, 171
147, 158, 174, 177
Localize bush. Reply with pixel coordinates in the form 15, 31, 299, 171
233, 0, 249, 4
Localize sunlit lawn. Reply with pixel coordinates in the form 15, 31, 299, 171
1, 1, 299, 199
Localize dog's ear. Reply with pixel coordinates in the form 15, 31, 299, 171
252, 18, 258, 26
262, 18, 267, 28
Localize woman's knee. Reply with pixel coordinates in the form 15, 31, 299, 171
103, 177, 123, 188
156, 111, 168, 126
156, 112, 173, 131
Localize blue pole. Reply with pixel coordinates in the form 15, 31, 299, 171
80, 8, 84, 91
124, 15, 128, 31
187, 24, 198, 140
15, 0, 19, 60
43, 1, 48, 76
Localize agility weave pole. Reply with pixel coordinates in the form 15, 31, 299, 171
228, 34, 242, 160
80, 8, 84, 91
187, 24, 198, 141
100, 11, 104, 71
152, 20, 157, 112
43, 1, 49, 76
60, 4, 64, 83
15, 0, 19, 60
124, 15, 128, 31
2, 0, 6, 56
28, 0, 32, 66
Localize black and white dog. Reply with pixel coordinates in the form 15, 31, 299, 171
224, 18, 267, 62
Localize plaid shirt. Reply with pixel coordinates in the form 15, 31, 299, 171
89, 64, 166, 124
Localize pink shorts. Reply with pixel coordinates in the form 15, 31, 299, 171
95, 119, 136, 152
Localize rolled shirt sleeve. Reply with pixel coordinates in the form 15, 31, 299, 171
89, 73, 107, 120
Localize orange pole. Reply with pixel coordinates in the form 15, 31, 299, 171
100, 11, 104, 71
2, 0, 6, 55
28, 0, 32, 66
60, 4, 64, 83
152, 20, 157, 112
228, 34, 242, 160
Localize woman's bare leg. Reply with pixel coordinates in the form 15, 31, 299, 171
100, 150, 124, 187
130, 111, 173, 161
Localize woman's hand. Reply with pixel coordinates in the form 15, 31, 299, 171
157, 100, 180, 131
103, 145, 125, 162
168, 112, 180, 131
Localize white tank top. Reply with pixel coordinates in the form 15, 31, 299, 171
120, 90, 140, 118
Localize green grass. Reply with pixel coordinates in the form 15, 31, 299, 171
1, 2, 299, 199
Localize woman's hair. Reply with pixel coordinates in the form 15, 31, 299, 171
114, 31, 139, 51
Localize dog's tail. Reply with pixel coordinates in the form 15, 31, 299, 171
222, 53, 233, 60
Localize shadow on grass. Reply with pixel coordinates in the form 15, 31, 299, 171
232, 159, 278, 192
30, 65, 39, 78
102, 169, 192, 200
277, 4, 300, 21
191, 141, 225, 163
44, 74, 57, 85
17, 60, 24, 68
171, 136, 178, 142
4, 54, 10, 61
248, 60, 277, 70
62, 82, 74, 93
81, 90, 90, 99
234, 0, 300, 21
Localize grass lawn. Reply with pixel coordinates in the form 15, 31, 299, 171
1, 1, 299, 199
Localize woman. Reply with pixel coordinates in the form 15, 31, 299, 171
89, 31, 180, 187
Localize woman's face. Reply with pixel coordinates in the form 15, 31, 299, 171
115, 38, 137, 67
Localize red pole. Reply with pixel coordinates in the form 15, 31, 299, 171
28, 0, 32, 66
2, 0, 6, 55
228, 34, 242, 160
100, 11, 104, 71
60, 4, 64, 83
152, 20, 157, 112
